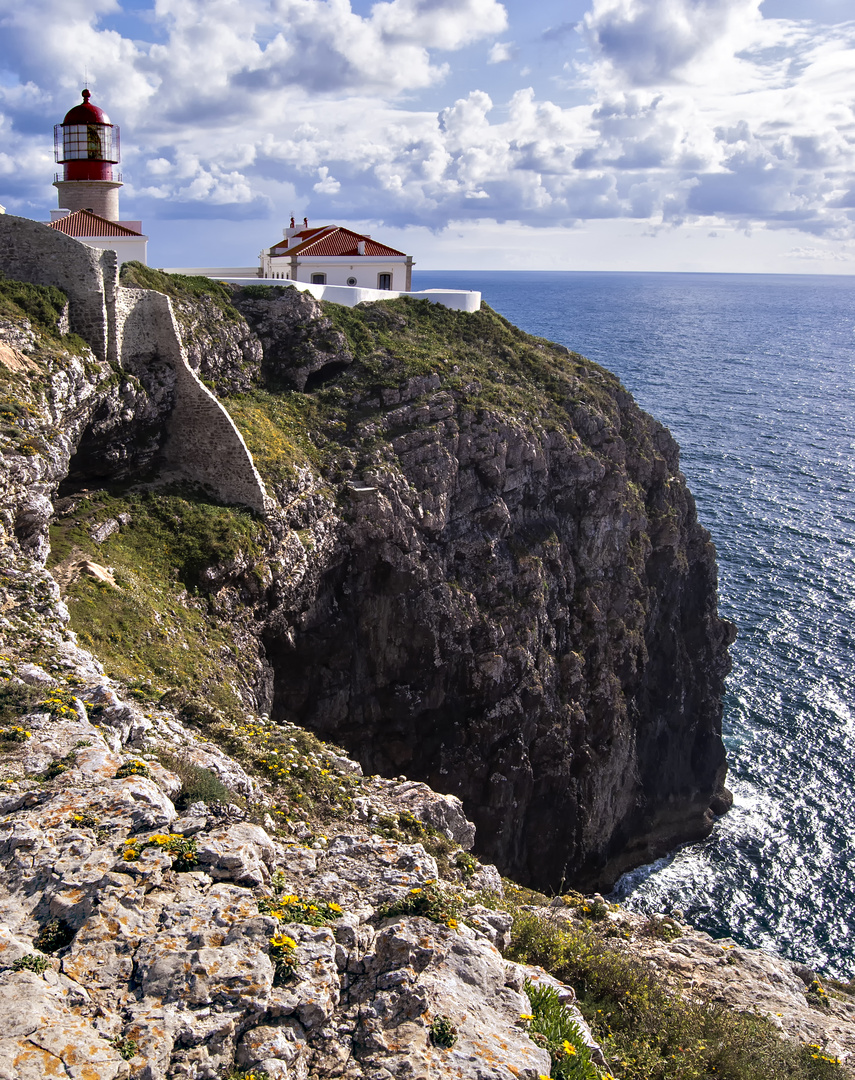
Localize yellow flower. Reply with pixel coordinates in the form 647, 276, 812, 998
519, 1013, 534, 1021
562, 1040, 577, 1056
328, 902, 342, 913
446, 919, 458, 929
150, 834, 170, 845
410, 887, 422, 894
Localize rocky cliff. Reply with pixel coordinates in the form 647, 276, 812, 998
1, 252, 736, 893
0, 259, 850, 1080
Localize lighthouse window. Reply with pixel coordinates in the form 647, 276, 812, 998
377, 273, 392, 290
62, 124, 113, 161
310, 273, 326, 285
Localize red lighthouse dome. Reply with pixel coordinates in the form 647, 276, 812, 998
53, 89, 122, 220
61, 88, 112, 127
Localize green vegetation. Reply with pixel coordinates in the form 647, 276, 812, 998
378, 879, 464, 929
220, 294, 622, 501
0, 725, 31, 744
120, 832, 198, 870
258, 888, 344, 927
12, 953, 50, 974
119, 262, 241, 321
114, 759, 152, 779
374, 809, 465, 878
34, 918, 75, 954
267, 930, 299, 983
47, 488, 267, 717
0, 272, 67, 334
155, 750, 235, 809
224, 388, 336, 485
429, 1014, 458, 1049
505, 905, 847, 1080
109, 1036, 139, 1061
524, 980, 600, 1080
37, 687, 80, 718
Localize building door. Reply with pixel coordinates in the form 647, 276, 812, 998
377, 273, 392, 290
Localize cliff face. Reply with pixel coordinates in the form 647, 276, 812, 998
228, 291, 735, 890
0, 256, 734, 894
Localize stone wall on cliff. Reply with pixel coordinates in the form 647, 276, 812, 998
0, 214, 113, 362
0, 216, 269, 515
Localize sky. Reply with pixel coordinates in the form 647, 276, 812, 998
1, 0, 854, 273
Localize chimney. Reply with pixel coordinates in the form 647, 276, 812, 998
50, 209, 72, 221
357, 239, 366, 255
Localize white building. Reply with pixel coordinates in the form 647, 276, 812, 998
260, 222, 413, 291
48, 208, 148, 267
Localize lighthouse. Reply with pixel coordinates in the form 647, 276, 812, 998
49, 89, 147, 266
53, 89, 122, 221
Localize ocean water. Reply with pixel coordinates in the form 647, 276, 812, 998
413, 270, 855, 979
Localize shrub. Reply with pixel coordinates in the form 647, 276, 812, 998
109, 1035, 139, 1060
523, 980, 599, 1080
114, 759, 152, 779
12, 952, 50, 973
506, 907, 848, 1080
0, 272, 67, 334
37, 687, 79, 718
34, 919, 74, 954
1, 725, 31, 743
258, 890, 343, 927
268, 932, 298, 984
429, 1015, 458, 1049
155, 750, 234, 809
120, 833, 198, 871
378, 879, 463, 929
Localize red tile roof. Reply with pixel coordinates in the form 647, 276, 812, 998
48, 209, 142, 237
269, 225, 406, 258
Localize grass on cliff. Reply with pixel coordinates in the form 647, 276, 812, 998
221, 294, 620, 495
119, 262, 242, 321
503, 897, 847, 1080
47, 487, 267, 716
0, 272, 67, 335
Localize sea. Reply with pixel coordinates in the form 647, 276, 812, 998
413, 270, 855, 980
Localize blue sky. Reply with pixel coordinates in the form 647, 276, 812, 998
1, 0, 854, 272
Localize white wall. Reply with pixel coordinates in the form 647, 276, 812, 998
162, 269, 482, 313
222, 277, 482, 313
79, 234, 148, 267
266, 257, 408, 290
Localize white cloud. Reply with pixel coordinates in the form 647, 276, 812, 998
1, 0, 855, 264
582, 0, 763, 87
488, 41, 516, 63
314, 166, 341, 194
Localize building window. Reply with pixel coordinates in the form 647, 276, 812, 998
377, 273, 392, 290
346, 276, 357, 286
311, 273, 326, 285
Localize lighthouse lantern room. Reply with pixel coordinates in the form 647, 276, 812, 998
54, 89, 122, 221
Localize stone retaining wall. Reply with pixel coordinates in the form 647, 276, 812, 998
0, 214, 112, 361
0, 214, 270, 515
115, 287, 270, 515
